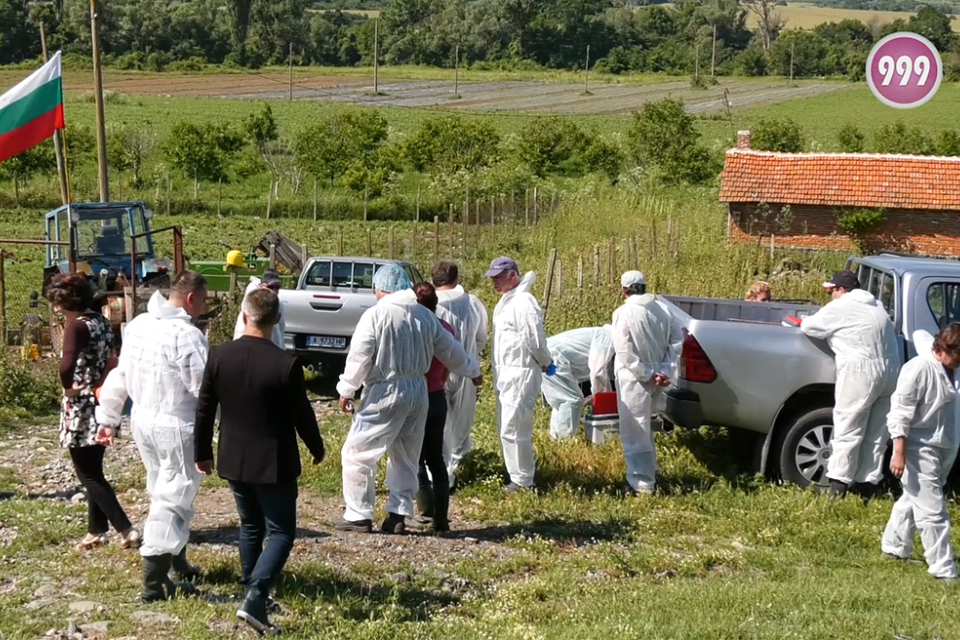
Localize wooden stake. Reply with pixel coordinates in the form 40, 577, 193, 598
711, 24, 717, 77
593, 245, 601, 286
584, 45, 590, 94
166, 175, 171, 216
363, 188, 368, 221
524, 189, 530, 226
454, 44, 460, 97
542, 248, 558, 315
90, 0, 109, 201
366, 229, 372, 257
288, 43, 294, 101
373, 19, 379, 94
415, 185, 421, 222
337, 230, 344, 256
389, 226, 396, 259
556, 257, 563, 300
434, 216, 440, 261
577, 255, 584, 288
411, 222, 417, 260
217, 178, 222, 216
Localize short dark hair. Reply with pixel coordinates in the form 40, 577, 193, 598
934, 323, 960, 357
624, 283, 646, 296
414, 281, 438, 313
432, 261, 459, 288
46, 273, 94, 312
171, 270, 207, 296
243, 288, 280, 328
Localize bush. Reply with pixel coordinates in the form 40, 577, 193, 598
628, 98, 719, 185
146, 51, 172, 72
873, 122, 931, 155
752, 117, 805, 153
837, 124, 865, 153
0, 352, 61, 426
167, 57, 207, 73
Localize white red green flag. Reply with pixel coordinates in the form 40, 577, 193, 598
0, 51, 65, 164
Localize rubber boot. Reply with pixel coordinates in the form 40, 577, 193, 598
853, 482, 880, 505
381, 513, 406, 535
414, 485, 435, 526
171, 545, 204, 583
141, 554, 177, 603
828, 479, 849, 500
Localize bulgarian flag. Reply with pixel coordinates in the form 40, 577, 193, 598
0, 51, 65, 164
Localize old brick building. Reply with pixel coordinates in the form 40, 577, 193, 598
719, 131, 960, 256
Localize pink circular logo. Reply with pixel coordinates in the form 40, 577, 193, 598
866, 32, 942, 109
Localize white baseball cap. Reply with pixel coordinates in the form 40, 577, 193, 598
620, 270, 646, 287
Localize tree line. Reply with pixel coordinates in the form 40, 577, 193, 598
1, 0, 956, 80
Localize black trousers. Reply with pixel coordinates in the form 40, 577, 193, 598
68, 445, 133, 535
228, 480, 298, 596
418, 390, 449, 524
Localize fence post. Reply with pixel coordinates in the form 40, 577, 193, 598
389, 226, 396, 260
542, 248, 558, 315
366, 229, 372, 257
337, 230, 344, 256
434, 216, 440, 262
411, 222, 417, 260
556, 257, 563, 300
313, 179, 318, 222
577, 255, 584, 289
593, 245, 601, 286
461, 201, 468, 257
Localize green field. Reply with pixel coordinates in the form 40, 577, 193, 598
1, 77, 959, 640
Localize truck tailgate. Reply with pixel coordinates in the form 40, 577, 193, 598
678, 319, 837, 433
279, 289, 374, 344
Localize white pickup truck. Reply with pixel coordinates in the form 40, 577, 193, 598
279, 256, 426, 373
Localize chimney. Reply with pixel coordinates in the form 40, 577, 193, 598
737, 130, 752, 150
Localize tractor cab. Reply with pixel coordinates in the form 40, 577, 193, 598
44, 202, 171, 292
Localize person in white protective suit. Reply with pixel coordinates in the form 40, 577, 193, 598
233, 270, 286, 350
432, 260, 489, 489
541, 326, 615, 440
95, 271, 209, 603
612, 271, 683, 495
486, 256, 553, 491
881, 325, 960, 580
335, 263, 483, 535
800, 269, 901, 499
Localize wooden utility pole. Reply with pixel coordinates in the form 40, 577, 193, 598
695, 42, 700, 83
40, 21, 69, 206
790, 41, 795, 83
454, 44, 460, 98
373, 20, 379, 94
711, 24, 717, 77
90, 0, 110, 201
288, 43, 294, 101
584, 45, 590, 94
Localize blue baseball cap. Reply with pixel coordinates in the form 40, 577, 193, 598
484, 256, 519, 278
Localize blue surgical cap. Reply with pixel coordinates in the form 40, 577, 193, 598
373, 263, 412, 293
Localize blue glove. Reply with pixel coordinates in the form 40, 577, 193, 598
546, 363, 557, 377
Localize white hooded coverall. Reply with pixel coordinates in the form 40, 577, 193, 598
801, 289, 901, 486
542, 326, 615, 440
95, 291, 209, 557
612, 294, 683, 494
492, 272, 552, 488
882, 331, 960, 579
435, 285, 489, 486
233, 276, 286, 350
337, 289, 480, 522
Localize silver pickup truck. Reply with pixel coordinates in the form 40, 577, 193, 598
279, 256, 426, 372
662, 253, 960, 488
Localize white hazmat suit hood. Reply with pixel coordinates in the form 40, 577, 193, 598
492, 271, 552, 487
95, 290, 209, 557
233, 276, 286, 350
542, 327, 612, 440
338, 288, 480, 522
882, 330, 960, 579
436, 285, 489, 486
801, 287, 901, 485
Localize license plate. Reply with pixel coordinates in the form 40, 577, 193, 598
306, 335, 347, 349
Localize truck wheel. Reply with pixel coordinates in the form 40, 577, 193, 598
776, 407, 834, 489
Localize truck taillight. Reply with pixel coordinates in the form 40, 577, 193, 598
680, 332, 717, 383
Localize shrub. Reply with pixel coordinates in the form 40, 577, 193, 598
752, 117, 805, 153
836, 124, 865, 153
0, 352, 61, 427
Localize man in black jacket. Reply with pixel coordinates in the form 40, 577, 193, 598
195, 288, 325, 635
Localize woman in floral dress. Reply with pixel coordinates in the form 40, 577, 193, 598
47, 273, 140, 551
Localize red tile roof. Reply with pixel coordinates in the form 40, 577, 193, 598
719, 149, 960, 211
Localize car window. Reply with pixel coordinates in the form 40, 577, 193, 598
305, 261, 331, 287
878, 273, 895, 320
868, 269, 882, 300
353, 263, 375, 289
407, 265, 425, 283
927, 282, 960, 329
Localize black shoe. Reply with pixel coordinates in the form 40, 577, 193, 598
828, 479, 849, 499
381, 513, 406, 534
432, 519, 450, 534
853, 482, 880, 504
415, 486, 435, 519
237, 591, 279, 636
141, 554, 177, 603
335, 517, 373, 533
171, 545, 204, 582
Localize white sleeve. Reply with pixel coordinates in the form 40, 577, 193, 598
887, 364, 922, 440
94, 361, 128, 427
518, 296, 552, 368
473, 296, 489, 355
433, 316, 480, 379
337, 309, 377, 398
588, 327, 615, 393
177, 329, 209, 401
800, 303, 838, 340
658, 315, 685, 382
